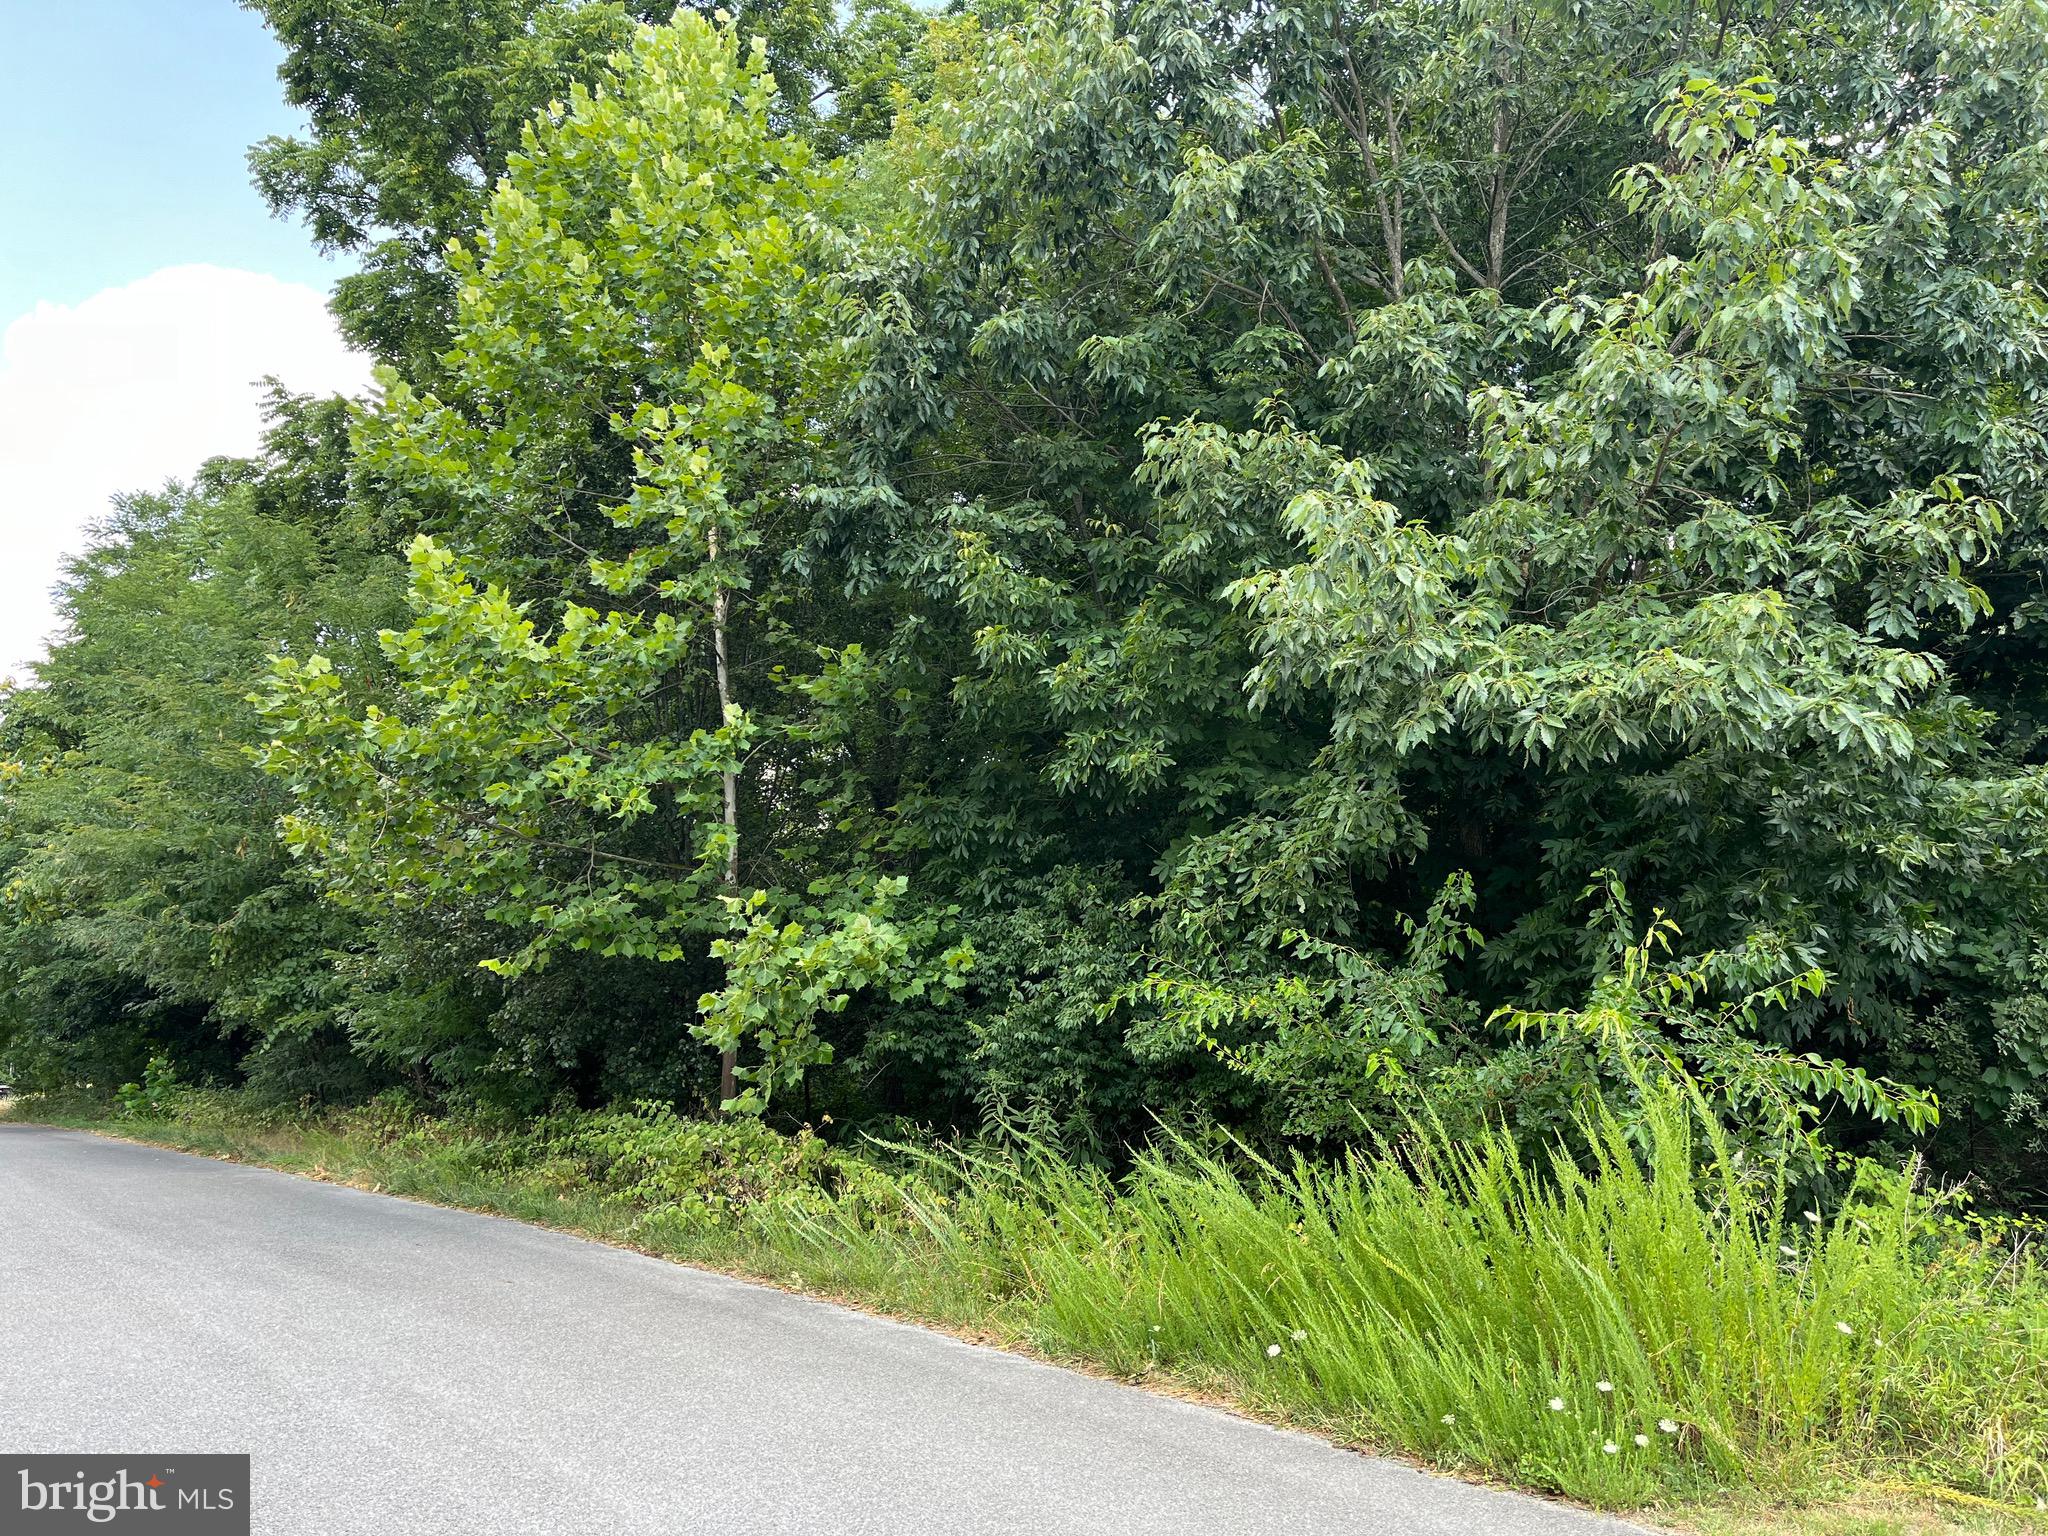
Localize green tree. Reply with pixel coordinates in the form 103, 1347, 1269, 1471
0, 396, 401, 1097
801, 0, 2048, 1176
258, 15, 959, 1110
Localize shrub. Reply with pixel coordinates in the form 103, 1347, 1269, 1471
115, 1055, 185, 1120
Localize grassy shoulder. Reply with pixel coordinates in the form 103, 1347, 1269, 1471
7, 1086, 2045, 1536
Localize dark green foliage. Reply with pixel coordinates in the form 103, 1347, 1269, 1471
247, 0, 652, 374
791, 0, 2048, 1189
926, 866, 1185, 1154
245, 0, 927, 374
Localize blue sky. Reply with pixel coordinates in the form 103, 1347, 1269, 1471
0, 1, 371, 678
0, 0, 347, 324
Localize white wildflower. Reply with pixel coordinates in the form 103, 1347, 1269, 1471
1602, 1441, 1619, 1455
1633, 1434, 1650, 1448
1266, 1343, 1282, 1358
1548, 1397, 1566, 1412
1291, 1329, 1307, 1343
1658, 1419, 1679, 1434
1595, 1380, 1613, 1394
1835, 1320, 1854, 1336
1441, 1413, 1456, 1426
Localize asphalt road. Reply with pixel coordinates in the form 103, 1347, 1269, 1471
0, 1125, 1642, 1535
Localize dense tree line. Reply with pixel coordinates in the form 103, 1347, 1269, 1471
4, 0, 2045, 1198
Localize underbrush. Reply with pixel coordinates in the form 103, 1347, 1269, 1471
14, 1081, 2046, 1518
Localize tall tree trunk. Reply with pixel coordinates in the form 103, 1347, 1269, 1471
709, 524, 739, 1108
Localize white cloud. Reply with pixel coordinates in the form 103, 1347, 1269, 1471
0, 264, 375, 681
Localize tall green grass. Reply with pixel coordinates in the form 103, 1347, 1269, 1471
17, 1084, 2046, 1511
770, 1090, 2046, 1507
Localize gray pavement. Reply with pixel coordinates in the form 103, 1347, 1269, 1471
0, 1124, 1643, 1535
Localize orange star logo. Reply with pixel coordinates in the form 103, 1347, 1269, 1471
146, 1476, 163, 1489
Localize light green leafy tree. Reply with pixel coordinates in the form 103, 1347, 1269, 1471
699, 877, 971, 1113
258, 14, 956, 1110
